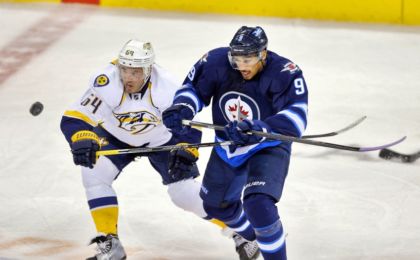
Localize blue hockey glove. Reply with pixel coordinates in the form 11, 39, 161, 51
162, 104, 194, 134
224, 119, 271, 152
168, 144, 199, 181
70, 130, 101, 169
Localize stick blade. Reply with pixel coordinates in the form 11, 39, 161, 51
379, 148, 419, 163
379, 148, 399, 160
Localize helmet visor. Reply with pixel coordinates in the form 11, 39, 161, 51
228, 51, 262, 70
118, 65, 147, 82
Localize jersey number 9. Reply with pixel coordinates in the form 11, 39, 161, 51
294, 78, 305, 95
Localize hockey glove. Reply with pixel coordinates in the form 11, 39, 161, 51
162, 104, 194, 134
224, 119, 271, 153
168, 143, 199, 181
70, 130, 101, 169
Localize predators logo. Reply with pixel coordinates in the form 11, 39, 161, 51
114, 111, 159, 134
94, 74, 109, 87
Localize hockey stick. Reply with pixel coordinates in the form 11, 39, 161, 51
95, 116, 366, 156
94, 116, 391, 156
301, 116, 367, 139
96, 141, 233, 156
379, 148, 420, 163
182, 120, 406, 152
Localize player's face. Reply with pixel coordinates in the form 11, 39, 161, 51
119, 65, 146, 93
229, 51, 266, 80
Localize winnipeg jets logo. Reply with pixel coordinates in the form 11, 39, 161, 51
219, 92, 260, 122
114, 111, 159, 134
281, 62, 300, 74
227, 96, 250, 121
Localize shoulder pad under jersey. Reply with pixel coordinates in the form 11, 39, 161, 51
88, 63, 124, 108
264, 52, 303, 91
149, 64, 182, 111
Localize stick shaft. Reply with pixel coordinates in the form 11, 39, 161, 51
182, 120, 406, 152
96, 141, 233, 156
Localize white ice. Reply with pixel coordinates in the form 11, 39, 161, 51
0, 3, 419, 260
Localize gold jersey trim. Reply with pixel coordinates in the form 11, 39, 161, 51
64, 110, 98, 127
148, 81, 159, 110
119, 91, 127, 107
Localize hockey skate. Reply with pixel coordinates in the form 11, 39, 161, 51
86, 233, 127, 260
233, 233, 261, 260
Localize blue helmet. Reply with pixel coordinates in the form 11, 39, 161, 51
229, 26, 268, 56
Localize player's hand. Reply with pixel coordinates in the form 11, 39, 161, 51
168, 144, 199, 181
162, 104, 194, 134
224, 119, 271, 152
70, 130, 101, 169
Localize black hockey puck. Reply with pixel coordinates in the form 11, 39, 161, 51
30, 101, 44, 116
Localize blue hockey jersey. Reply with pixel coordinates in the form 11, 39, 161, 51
173, 47, 308, 167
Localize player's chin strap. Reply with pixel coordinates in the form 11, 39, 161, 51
181, 120, 406, 152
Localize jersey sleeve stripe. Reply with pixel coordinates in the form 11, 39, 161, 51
291, 103, 308, 115
276, 110, 306, 136
174, 91, 202, 112
64, 110, 98, 127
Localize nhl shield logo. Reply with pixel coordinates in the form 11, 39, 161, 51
114, 111, 159, 134
219, 91, 260, 122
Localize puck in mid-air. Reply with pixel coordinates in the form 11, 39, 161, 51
30, 101, 44, 116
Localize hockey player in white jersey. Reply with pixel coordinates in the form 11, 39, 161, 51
60, 39, 260, 260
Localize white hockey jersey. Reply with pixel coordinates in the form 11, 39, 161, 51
63, 62, 180, 147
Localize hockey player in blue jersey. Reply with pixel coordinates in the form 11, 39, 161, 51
162, 26, 308, 260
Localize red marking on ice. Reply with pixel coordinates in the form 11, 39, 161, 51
0, 5, 95, 85
0, 236, 144, 258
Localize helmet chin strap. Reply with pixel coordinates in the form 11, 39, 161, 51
123, 65, 153, 94
259, 50, 267, 69
259, 59, 266, 70
139, 75, 151, 92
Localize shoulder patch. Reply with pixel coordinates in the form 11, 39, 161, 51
94, 74, 109, 87
281, 62, 300, 74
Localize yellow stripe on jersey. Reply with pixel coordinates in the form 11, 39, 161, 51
210, 218, 227, 229
64, 110, 97, 127
119, 92, 127, 107
91, 206, 119, 235
148, 82, 160, 110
